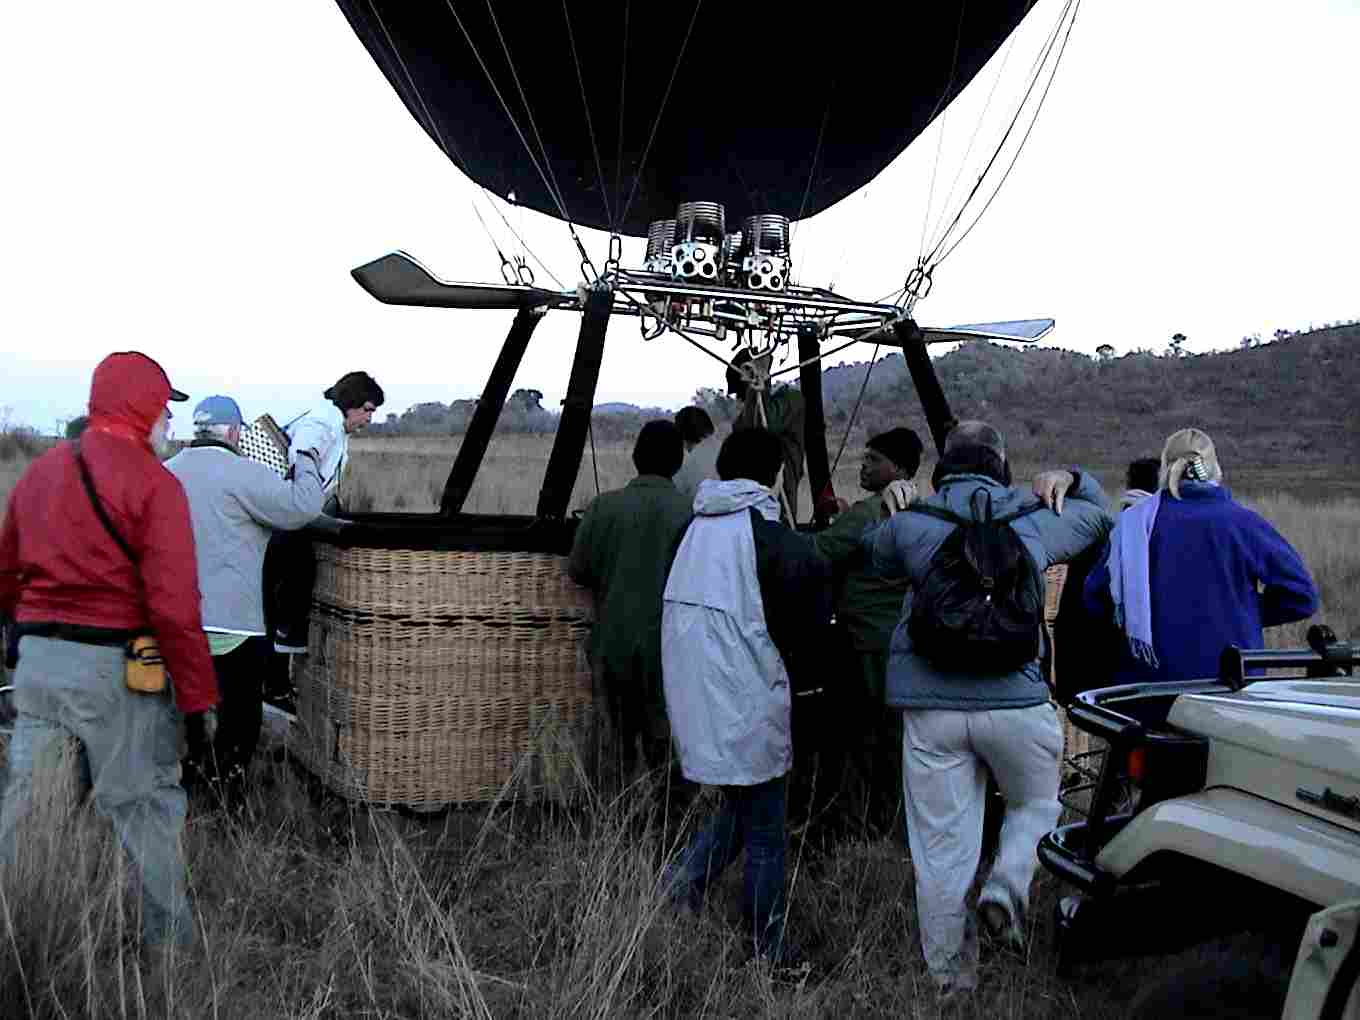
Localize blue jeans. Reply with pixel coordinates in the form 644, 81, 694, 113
673, 775, 788, 955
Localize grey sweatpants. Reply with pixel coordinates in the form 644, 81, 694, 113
901, 702, 1064, 987
0, 635, 192, 947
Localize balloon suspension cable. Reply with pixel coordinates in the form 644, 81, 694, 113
921, 0, 1082, 274
828, 342, 881, 480
616, 0, 705, 230
560, 0, 614, 230
369, 3, 554, 288
445, 0, 603, 282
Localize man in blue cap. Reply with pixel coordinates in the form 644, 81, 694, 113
165, 395, 328, 795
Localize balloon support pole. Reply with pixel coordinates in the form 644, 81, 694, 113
797, 323, 834, 525
892, 318, 956, 456
440, 306, 546, 515
535, 283, 613, 519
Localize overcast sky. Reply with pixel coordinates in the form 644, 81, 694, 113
3, 1, 1356, 434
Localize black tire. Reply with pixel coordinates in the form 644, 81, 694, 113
1128, 934, 1295, 1020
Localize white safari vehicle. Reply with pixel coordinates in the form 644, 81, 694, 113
1039, 628, 1359, 1017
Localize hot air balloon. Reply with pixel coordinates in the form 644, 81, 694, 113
290, 0, 1080, 811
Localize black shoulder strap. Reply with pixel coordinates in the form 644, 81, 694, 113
74, 443, 137, 564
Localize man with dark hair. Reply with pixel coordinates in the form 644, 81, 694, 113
804, 426, 925, 835
662, 426, 832, 961
262, 371, 382, 710
863, 420, 1112, 994
0, 352, 217, 968
569, 420, 691, 783
728, 350, 806, 523
672, 406, 719, 504
1121, 456, 1161, 510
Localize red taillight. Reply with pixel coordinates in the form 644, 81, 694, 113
1126, 747, 1147, 783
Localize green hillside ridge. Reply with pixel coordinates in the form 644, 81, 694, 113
813, 323, 1360, 495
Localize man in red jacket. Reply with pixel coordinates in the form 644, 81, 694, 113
0, 351, 218, 957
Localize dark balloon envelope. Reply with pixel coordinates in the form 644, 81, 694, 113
336, 2, 1035, 237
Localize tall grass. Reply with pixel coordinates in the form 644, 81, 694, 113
0, 436, 1356, 1018
0, 743, 1157, 1020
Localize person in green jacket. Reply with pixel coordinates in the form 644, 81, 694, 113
568, 420, 692, 785
803, 427, 924, 836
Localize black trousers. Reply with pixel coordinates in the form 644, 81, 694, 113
186, 636, 271, 788
262, 531, 317, 652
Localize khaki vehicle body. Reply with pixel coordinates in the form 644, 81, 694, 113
1095, 680, 1360, 904
1038, 639, 1360, 975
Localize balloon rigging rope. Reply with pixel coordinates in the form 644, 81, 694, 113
369, 1, 552, 283
922, 0, 1080, 272
614, 0, 629, 227
931, 0, 1081, 268
828, 344, 881, 481
444, 0, 602, 277
924, 28, 1019, 258
618, 0, 705, 232
560, 0, 615, 231
482, 1, 577, 227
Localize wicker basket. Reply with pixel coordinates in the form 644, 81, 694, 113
292, 543, 596, 807
1045, 562, 1097, 789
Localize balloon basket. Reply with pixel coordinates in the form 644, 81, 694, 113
289, 514, 597, 809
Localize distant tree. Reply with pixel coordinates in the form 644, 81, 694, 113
1274, 328, 1294, 343
1096, 343, 1116, 362
1240, 333, 1262, 349
1168, 332, 1188, 357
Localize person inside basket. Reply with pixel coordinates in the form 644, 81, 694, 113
801, 426, 924, 840
862, 421, 1113, 995
661, 427, 832, 961
262, 370, 383, 710
569, 419, 692, 787
728, 350, 806, 524
671, 406, 720, 505
0, 351, 218, 969
1083, 427, 1318, 688
165, 395, 326, 798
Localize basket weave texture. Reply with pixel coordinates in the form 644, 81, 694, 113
293, 543, 595, 807
1045, 563, 1093, 764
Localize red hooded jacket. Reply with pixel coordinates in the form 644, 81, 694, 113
0, 353, 218, 713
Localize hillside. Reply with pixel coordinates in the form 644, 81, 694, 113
369, 325, 1359, 496
805, 324, 1360, 495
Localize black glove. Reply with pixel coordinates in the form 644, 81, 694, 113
184, 708, 219, 759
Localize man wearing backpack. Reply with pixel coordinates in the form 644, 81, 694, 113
863, 421, 1113, 995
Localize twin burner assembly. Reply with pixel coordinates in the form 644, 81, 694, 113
644, 203, 791, 292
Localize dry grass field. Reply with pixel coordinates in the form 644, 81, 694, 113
0, 436, 1356, 1018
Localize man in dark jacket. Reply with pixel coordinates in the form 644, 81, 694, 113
0, 351, 218, 956
662, 427, 832, 959
805, 426, 924, 834
569, 420, 691, 783
864, 421, 1113, 994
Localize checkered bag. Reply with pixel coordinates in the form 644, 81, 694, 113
238, 414, 291, 477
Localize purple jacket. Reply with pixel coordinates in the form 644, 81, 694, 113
1083, 483, 1318, 685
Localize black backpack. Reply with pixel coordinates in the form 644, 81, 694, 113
906, 488, 1046, 673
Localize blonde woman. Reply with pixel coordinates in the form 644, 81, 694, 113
1083, 428, 1318, 685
